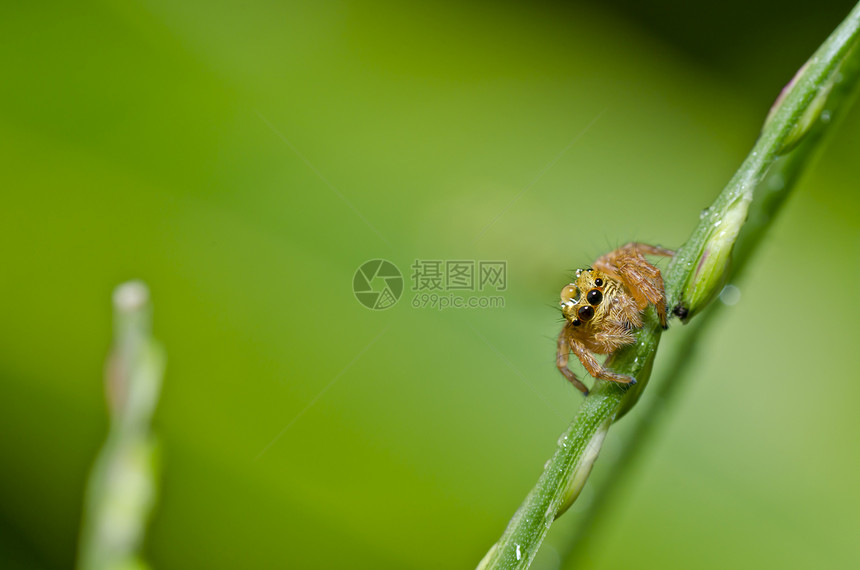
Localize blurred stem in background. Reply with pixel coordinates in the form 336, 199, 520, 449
77, 281, 165, 570
479, 3, 860, 569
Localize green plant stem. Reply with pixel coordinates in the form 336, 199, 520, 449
77, 281, 165, 570
478, 4, 860, 569
559, 29, 860, 568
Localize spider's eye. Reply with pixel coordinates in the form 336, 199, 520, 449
587, 289, 603, 305
577, 305, 594, 322
560, 284, 580, 304
594, 278, 604, 287
572, 318, 581, 326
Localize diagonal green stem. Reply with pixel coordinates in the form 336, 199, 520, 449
559, 23, 860, 568
478, 4, 860, 569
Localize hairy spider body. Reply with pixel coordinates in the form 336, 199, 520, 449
556, 242, 674, 395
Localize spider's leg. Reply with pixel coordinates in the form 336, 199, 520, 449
557, 327, 589, 395
595, 242, 674, 276
569, 335, 636, 385
616, 259, 669, 327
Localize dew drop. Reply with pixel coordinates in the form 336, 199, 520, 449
769, 174, 785, 191
821, 110, 832, 123
719, 284, 741, 306
516, 543, 522, 561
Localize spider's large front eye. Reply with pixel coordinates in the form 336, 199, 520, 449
560, 284, 580, 305
577, 305, 594, 322
587, 289, 603, 305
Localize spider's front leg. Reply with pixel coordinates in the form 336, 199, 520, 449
557, 327, 637, 394
556, 328, 589, 395
571, 337, 637, 386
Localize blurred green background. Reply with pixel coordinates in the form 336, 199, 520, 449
2, 1, 860, 568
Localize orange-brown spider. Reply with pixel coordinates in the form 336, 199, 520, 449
556, 242, 675, 395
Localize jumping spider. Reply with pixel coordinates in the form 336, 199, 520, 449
556, 242, 675, 395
